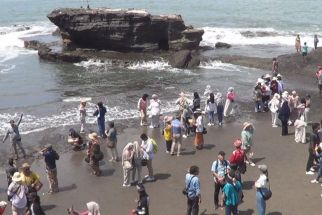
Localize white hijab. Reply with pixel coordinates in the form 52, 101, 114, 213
87, 201, 100, 215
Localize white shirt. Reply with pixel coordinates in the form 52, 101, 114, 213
141, 138, 154, 160
148, 99, 161, 115
255, 174, 268, 189
7, 182, 28, 209
196, 115, 204, 132
268, 98, 280, 113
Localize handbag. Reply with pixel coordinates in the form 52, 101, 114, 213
259, 175, 272, 201
124, 160, 133, 170
182, 176, 195, 196
202, 127, 207, 134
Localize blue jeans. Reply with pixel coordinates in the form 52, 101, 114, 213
97, 117, 106, 138
256, 190, 266, 215
208, 111, 215, 124
225, 205, 238, 215
217, 105, 224, 123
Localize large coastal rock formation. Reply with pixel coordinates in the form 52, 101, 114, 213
47, 8, 204, 52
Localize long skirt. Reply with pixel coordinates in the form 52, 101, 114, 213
224, 100, 234, 117
194, 132, 204, 149
295, 126, 306, 143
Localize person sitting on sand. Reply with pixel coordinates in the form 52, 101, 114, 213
68, 201, 101, 215
68, 128, 84, 150
295, 35, 301, 53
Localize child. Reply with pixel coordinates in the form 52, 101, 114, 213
163, 116, 173, 153
105, 121, 119, 162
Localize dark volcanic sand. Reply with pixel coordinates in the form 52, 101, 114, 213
0, 49, 322, 215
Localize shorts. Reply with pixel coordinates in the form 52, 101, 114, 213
302, 52, 307, 56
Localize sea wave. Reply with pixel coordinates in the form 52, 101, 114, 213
199, 60, 242, 72
201, 27, 319, 47
0, 98, 180, 135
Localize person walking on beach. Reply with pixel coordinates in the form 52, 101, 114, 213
79, 100, 87, 133
229, 139, 246, 178
276, 74, 284, 94
176, 92, 190, 114
302, 42, 308, 62
132, 141, 144, 184
224, 87, 236, 117
255, 164, 269, 215
221, 171, 242, 214
318, 70, 322, 96
211, 151, 230, 210
39, 144, 60, 194
304, 94, 311, 123
182, 105, 193, 138
205, 93, 217, 126
140, 133, 155, 182
105, 121, 119, 162
148, 94, 161, 128
133, 184, 150, 215
272, 58, 279, 76
215, 92, 224, 126
171, 112, 184, 156
185, 165, 201, 215
294, 114, 307, 144
295, 35, 301, 53
192, 92, 201, 113
163, 116, 173, 153
93, 102, 107, 138
306, 123, 321, 175
278, 92, 291, 136
314, 35, 319, 50
122, 142, 134, 187
138, 94, 149, 126
3, 113, 26, 160
8, 172, 28, 215
204, 85, 213, 98
310, 145, 322, 184
194, 109, 205, 150
241, 122, 256, 167
270, 77, 279, 95
254, 81, 264, 113
268, 93, 280, 127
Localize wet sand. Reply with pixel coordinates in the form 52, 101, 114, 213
1, 49, 322, 214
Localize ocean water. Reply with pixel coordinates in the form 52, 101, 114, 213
0, 0, 321, 135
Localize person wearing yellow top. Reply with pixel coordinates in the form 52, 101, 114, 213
20, 163, 42, 192
163, 116, 173, 153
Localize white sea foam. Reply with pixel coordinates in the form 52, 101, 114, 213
201, 27, 318, 47
74, 59, 109, 68
62, 97, 92, 103
199, 60, 241, 72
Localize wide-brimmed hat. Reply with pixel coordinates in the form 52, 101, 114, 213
256, 78, 264, 84
243, 122, 253, 130
151, 94, 158, 99
22, 162, 30, 169
233, 139, 242, 147
88, 132, 98, 140
12, 172, 23, 182
206, 85, 211, 89
272, 77, 278, 81
258, 164, 268, 172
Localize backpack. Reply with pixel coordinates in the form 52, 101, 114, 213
150, 138, 158, 154
215, 160, 228, 172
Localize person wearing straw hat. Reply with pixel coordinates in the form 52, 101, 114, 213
93, 101, 107, 138
268, 93, 281, 127
2, 113, 26, 160
7, 172, 28, 215
86, 132, 101, 165
39, 144, 60, 194
79, 100, 87, 133
241, 122, 256, 167
148, 94, 161, 128
255, 164, 269, 215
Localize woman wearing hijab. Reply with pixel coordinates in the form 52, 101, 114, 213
122, 143, 134, 187
205, 93, 217, 126
148, 94, 161, 128
138, 94, 149, 126
294, 114, 307, 144
68, 201, 101, 215
224, 87, 236, 117
268, 93, 280, 127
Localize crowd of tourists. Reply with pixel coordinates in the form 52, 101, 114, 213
1, 35, 322, 215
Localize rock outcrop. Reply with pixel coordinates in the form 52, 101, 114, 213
215, 42, 231, 49
47, 8, 204, 52
169, 50, 200, 69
